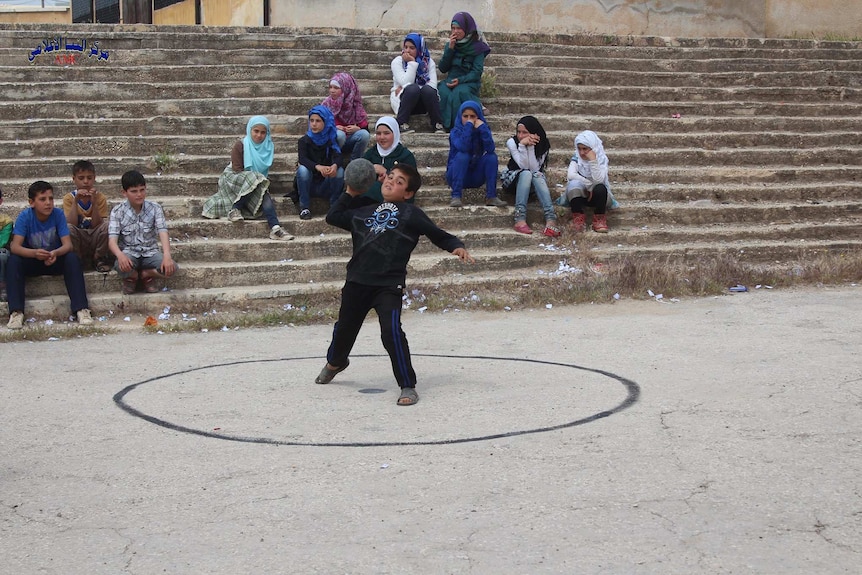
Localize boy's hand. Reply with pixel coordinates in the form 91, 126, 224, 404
116, 253, 133, 272
452, 247, 474, 264
44, 250, 58, 266
76, 188, 93, 199
374, 164, 387, 182
33, 248, 52, 261
160, 255, 176, 277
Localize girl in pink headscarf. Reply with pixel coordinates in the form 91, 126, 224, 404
321, 71, 371, 162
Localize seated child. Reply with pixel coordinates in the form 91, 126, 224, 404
201, 116, 293, 241
502, 116, 560, 237
62, 160, 112, 272
445, 100, 506, 208
0, 186, 13, 300
565, 130, 618, 233
6, 181, 93, 329
295, 105, 345, 220
390, 33, 445, 133
108, 170, 177, 294
362, 117, 417, 203
321, 72, 371, 162
316, 160, 475, 406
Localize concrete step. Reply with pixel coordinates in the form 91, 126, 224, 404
6, 80, 858, 106
1, 23, 860, 316
4, 129, 862, 160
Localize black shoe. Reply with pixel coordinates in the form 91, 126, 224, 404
299, 209, 312, 220
315, 359, 349, 384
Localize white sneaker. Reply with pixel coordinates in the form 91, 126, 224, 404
7, 311, 24, 330
227, 208, 243, 222
77, 308, 94, 325
400, 123, 414, 134
269, 225, 294, 241
434, 123, 446, 133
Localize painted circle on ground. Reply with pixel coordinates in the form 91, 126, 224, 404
113, 353, 640, 447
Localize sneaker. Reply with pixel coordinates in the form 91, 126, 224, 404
269, 225, 294, 241
7, 311, 24, 330
449, 197, 463, 208
227, 208, 243, 222
76, 308, 94, 326
592, 214, 609, 233
400, 123, 414, 134
485, 196, 507, 207
299, 209, 312, 220
571, 212, 587, 233
434, 123, 446, 134
315, 359, 349, 384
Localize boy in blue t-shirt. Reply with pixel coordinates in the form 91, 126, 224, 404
6, 181, 93, 330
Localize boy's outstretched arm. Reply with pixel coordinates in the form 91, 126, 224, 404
451, 247, 474, 264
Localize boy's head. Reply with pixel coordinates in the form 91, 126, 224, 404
381, 164, 421, 203
121, 170, 147, 208
344, 158, 377, 195
72, 160, 97, 192
27, 181, 55, 221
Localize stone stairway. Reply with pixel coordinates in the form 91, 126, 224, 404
1, 24, 860, 317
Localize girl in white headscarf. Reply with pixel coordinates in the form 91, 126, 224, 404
362, 117, 417, 203
564, 130, 618, 233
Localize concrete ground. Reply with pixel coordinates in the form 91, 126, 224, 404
1, 286, 860, 574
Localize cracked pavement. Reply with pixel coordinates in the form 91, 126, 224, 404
1, 287, 860, 573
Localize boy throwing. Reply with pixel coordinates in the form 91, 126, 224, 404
317, 159, 474, 406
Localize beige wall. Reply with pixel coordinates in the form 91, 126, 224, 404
153, 0, 263, 26
0, 7, 70, 25
153, 0, 195, 25
271, 0, 861, 38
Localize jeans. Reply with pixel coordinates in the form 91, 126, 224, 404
6, 252, 89, 314
296, 165, 345, 210
113, 252, 175, 279
514, 171, 556, 222
397, 84, 443, 129
336, 129, 371, 162
446, 152, 499, 199
569, 183, 609, 215
234, 191, 279, 228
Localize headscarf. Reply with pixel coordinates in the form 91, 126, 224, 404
242, 115, 274, 176
374, 117, 401, 158
403, 33, 431, 86
451, 12, 491, 56
451, 100, 488, 145
306, 105, 341, 153
573, 130, 609, 182
321, 72, 368, 127
509, 115, 550, 171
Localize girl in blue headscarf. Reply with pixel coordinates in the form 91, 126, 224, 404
390, 32, 445, 133
445, 101, 506, 207
202, 115, 293, 240
438, 12, 492, 130
294, 105, 345, 220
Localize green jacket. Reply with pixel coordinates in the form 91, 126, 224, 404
362, 144, 417, 203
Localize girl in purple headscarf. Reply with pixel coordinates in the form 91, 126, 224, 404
390, 33, 445, 133
438, 12, 492, 130
321, 71, 371, 162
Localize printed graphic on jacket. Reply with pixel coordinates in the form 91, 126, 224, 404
364, 202, 400, 235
